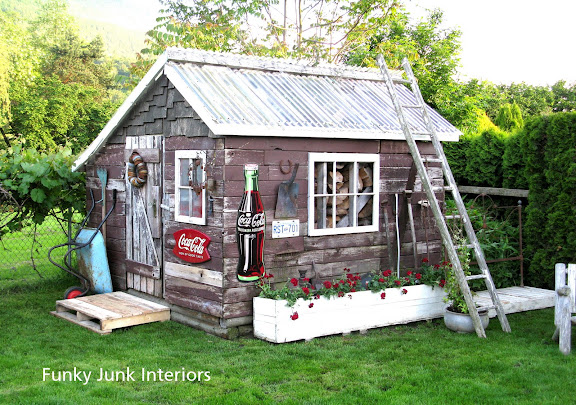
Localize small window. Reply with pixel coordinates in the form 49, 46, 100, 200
308, 153, 379, 236
175, 150, 207, 225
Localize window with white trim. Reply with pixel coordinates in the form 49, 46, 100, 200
308, 153, 379, 236
175, 150, 207, 225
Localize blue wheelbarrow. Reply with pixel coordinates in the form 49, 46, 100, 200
48, 189, 117, 299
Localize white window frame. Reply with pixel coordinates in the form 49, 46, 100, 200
308, 152, 380, 236
175, 150, 207, 225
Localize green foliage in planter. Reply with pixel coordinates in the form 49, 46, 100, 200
0, 141, 85, 233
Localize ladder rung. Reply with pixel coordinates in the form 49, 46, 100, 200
412, 132, 433, 136
466, 274, 487, 281
423, 157, 443, 163
444, 214, 462, 220
476, 305, 496, 313
402, 104, 422, 109
392, 78, 411, 85
456, 244, 474, 250
443, 186, 453, 192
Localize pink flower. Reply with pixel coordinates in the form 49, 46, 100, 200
290, 312, 299, 320
380, 292, 386, 299
290, 278, 298, 286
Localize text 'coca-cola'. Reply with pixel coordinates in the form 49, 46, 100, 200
173, 229, 211, 264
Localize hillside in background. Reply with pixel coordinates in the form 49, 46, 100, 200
1, 0, 158, 59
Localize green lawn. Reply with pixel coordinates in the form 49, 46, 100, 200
1, 276, 574, 404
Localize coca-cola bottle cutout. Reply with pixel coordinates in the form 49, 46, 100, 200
236, 164, 265, 282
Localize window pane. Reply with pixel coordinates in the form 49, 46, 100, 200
314, 196, 327, 229
179, 188, 190, 216
179, 158, 189, 187
191, 187, 203, 218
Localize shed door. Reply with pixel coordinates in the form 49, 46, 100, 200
125, 135, 163, 297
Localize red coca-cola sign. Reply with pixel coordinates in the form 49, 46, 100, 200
173, 229, 211, 263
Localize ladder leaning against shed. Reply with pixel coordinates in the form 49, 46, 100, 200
376, 55, 511, 338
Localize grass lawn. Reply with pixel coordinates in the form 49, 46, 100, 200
0, 276, 574, 405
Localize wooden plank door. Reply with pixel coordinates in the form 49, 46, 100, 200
125, 135, 163, 297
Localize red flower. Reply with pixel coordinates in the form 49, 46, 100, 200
380, 292, 386, 299
439, 280, 446, 288
290, 278, 298, 286
314, 294, 320, 299
350, 288, 356, 292
395, 280, 401, 286
303, 277, 310, 283
333, 282, 339, 289
378, 277, 385, 283
308, 303, 314, 308
407, 271, 413, 276
302, 287, 310, 295
402, 288, 408, 294
422, 258, 429, 263
323, 281, 332, 289
290, 312, 299, 320
338, 291, 344, 297
404, 277, 410, 282
434, 264, 440, 269
383, 269, 392, 277
415, 273, 422, 280
265, 273, 274, 279
344, 267, 350, 272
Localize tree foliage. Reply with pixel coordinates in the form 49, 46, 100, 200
1, 0, 119, 152
0, 141, 85, 233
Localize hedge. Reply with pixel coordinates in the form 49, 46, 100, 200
445, 112, 576, 288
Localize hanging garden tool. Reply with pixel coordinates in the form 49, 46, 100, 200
96, 167, 108, 245
275, 161, 299, 218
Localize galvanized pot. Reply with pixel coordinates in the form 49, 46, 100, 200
443, 308, 489, 333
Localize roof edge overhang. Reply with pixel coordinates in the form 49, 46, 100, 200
72, 53, 169, 171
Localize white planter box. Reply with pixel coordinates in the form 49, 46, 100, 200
253, 285, 446, 343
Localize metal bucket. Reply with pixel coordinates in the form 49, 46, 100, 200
76, 228, 113, 294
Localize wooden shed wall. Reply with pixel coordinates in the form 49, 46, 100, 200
219, 137, 444, 323
84, 72, 444, 334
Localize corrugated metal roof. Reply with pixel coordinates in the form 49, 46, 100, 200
164, 57, 461, 141
73, 48, 461, 171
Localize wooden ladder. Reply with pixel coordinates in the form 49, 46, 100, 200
377, 55, 511, 337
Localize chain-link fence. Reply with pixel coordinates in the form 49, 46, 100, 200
0, 215, 75, 292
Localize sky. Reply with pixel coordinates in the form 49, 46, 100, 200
408, 0, 576, 85
97, 0, 576, 86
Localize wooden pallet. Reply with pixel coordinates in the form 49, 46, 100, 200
474, 286, 555, 318
51, 291, 170, 334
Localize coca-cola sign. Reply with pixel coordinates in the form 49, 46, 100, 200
237, 212, 265, 232
173, 229, 211, 263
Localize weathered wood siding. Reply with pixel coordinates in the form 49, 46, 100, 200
85, 72, 444, 334
220, 137, 443, 322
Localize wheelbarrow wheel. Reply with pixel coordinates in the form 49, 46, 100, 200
64, 286, 86, 300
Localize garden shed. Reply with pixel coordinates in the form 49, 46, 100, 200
73, 47, 462, 338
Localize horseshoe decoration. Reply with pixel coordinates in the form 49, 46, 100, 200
127, 151, 148, 187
